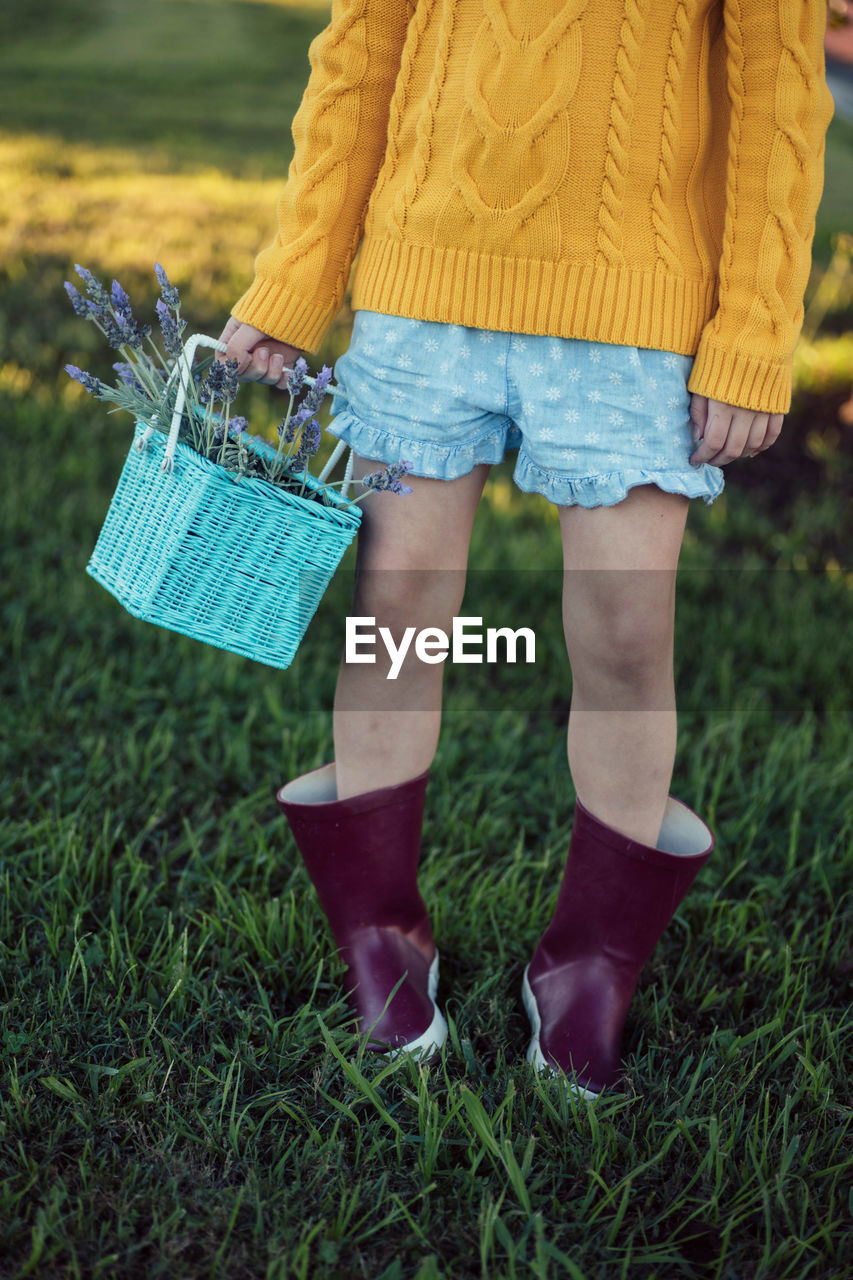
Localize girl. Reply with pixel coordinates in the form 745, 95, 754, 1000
218, 0, 834, 1095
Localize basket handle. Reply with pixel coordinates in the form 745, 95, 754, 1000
136, 334, 353, 493
160, 333, 227, 472
318, 437, 355, 498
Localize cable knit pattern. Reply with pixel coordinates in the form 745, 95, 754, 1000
233, 0, 834, 415
651, 0, 697, 275
437, 0, 587, 255
690, 0, 834, 407
277, 1, 370, 284
597, 0, 648, 268
754, 1, 830, 342
389, 0, 456, 238
714, 0, 746, 325
371, 0, 437, 209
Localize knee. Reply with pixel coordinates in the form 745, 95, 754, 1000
566, 601, 674, 688
352, 565, 468, 636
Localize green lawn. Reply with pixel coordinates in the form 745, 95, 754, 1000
1, 3, 851, 1277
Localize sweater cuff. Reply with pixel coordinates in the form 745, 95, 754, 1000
687, 338, 792, 415
231, 277, 338, 354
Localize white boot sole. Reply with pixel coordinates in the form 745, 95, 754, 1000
522, 965, 600, 1100
385, 950, 448, 1060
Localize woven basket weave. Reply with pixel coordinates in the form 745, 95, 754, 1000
87, 422, 361, 669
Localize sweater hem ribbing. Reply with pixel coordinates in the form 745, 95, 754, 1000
353, 237, 717, 356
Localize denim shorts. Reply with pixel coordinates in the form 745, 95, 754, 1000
328, 310, 724, 508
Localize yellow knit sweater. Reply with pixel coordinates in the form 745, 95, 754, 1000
233, 0, 835, 414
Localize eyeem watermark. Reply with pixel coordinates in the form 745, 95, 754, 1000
346, 615, 536, 680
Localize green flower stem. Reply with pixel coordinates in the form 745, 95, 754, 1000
204, 397, 216, 456
218, 404, 231, 466
144, 334, 171, 376
270, 389, 296, 481
118, 343, 164, 403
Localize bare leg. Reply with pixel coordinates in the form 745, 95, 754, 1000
334, 458, 491, 800
558, 485, 690, 847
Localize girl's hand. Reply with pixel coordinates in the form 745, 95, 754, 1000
216, 317, 303, 391
689, 394, 784, 466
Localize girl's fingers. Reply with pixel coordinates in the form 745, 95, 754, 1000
690, 396, 785, 465
217, 316, 241, 349
224, 334, 301, 385
742, 420, 767, 459
689, 392, 709, 438
738, 411, 785, 459
221, 323, 270, 376
249, 347, 290, 386
690, 405, 737, 466
690, 402, 761, 466
754, 412, 784, 456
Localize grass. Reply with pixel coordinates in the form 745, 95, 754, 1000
1, 1, 852, 1276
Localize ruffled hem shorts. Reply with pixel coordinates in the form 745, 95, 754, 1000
328, 310, 724, 509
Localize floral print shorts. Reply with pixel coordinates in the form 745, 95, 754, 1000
328, 310, 724, 508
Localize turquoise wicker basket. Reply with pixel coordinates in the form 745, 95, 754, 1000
86, 335, 361, 670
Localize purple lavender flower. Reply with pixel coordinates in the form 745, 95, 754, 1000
285, 356, 308, 394
75, 265, 110, 308
65, 275, 124, 347
198, 359, 226, 406
218, 358, 240, 406
360, 460, 414, 495
113, 361, 145, 391
70, 266, 153, 350
289, 419, 322, 472
156, 299, 186, 360
100, 312, 128, 350
110, 279, 132, 318
64, 282, 92, 318
302, 363, 333, 413
277, 400, 313, 444
65, 364, 102, 396
110, 279, 151, 350
301, 420, 321, 453
154, 262, 181, 309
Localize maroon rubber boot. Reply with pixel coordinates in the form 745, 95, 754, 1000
277, 763, 447, 1057
524, 794, 714, 1096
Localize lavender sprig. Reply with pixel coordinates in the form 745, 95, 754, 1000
64, 282, 92, 318
277, 402, 313, 446
66, 266, 163, 403
154, 262, 181, 310
301, 364, 333, 414
65, 364, 102, 396
290, 419, 322, 474
74, 264, 111, 309
110, 280, 151, 351
213, 415, 249, 443
156, 299, 186, 361
357, 460, 415, 497
285, 357, 308, 394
